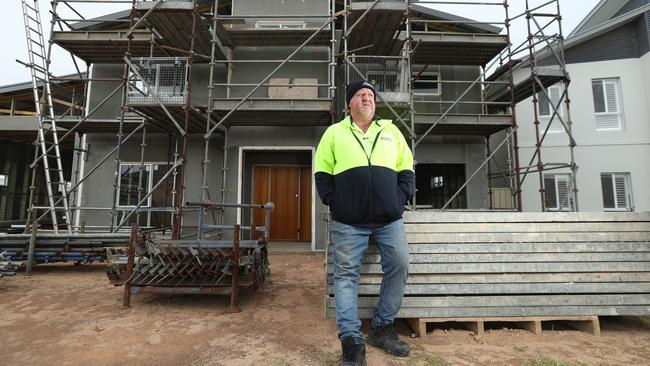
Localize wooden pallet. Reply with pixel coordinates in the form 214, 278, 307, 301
405, 316, 601, 338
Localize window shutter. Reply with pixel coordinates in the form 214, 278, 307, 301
601, 173, 615, 209
592, 80, 606, 113
596, 114, 620, 129
550, 86, 561, 112
538, 91, 550, 116
557, 175, 569, 209
614, 175, 627, 208
605, 82, 618, 113
544, 175, 557, 209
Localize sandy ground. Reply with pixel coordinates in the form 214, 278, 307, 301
1, 253, 649, 366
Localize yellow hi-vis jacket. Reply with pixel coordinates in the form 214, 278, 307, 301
314, 116, 415, 227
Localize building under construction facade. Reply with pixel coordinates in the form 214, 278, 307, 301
8, 0, 577, 251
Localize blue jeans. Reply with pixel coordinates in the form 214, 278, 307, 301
330, 219, 410, 343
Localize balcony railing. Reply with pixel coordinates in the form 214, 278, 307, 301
128, 57, 188, 105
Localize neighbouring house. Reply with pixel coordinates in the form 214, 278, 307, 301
0, 75, 85, 227
514, 0, 650, 212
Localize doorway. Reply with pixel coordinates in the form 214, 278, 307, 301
252, 165, 312, 241
415, 163, 467, 209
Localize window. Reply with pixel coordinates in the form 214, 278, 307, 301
538, 85, 564, 133
601, 173, 632, 211
544, 174, 571, 211
592, 78, 623, 130
118, 163, 152, 207
0, 174, 7, 186
255, 21, 306, 29
412, 71, 440, 95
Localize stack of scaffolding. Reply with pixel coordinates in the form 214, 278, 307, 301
108, 202, 273, 311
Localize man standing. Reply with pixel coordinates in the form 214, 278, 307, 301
315, 80, 415, 365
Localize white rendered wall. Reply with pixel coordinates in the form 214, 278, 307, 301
516, 56, 650, 212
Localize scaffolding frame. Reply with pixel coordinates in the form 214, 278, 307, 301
15, 0, 578, 248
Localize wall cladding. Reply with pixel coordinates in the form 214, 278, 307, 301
566, 19, 644, 64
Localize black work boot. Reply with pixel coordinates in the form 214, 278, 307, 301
367, 324, 410, 357
339, 337, 367, 366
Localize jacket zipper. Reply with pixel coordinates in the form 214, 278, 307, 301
351, 125, 383, 219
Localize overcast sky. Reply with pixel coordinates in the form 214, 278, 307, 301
1, 0, 601, 86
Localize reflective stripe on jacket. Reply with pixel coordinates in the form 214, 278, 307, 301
314, 116, 415, 227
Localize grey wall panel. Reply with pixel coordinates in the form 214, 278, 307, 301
88, 64, 123, 119
190, 64, 227, 104
79, 133, 224, 229
566, 20, 642, 64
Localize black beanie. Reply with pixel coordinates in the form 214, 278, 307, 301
346, 80, 376, 107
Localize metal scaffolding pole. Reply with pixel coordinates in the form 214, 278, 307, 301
171, 0, 200, 240
110, 0, 138, 232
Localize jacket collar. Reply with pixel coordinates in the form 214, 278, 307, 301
342, 115, 391, 132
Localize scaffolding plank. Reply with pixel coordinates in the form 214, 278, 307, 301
410, 32, 509, 66
51, 30, 166, 63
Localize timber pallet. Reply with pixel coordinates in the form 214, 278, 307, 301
406, 316, 601, 338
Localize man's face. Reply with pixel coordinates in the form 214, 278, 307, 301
349, 87, 375, 118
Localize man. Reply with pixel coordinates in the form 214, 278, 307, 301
315, 80, 415, 365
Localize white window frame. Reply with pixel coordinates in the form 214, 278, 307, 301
592, 78, 623, 131
544, 173, 571, 211
255, 20, 306, 29
412, 71, 441, 96
538, 85, 564, 133
600, 172, 633, 211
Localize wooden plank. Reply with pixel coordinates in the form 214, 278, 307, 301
404, 222, 650, 233
328, 272, 650, 284
406, 232, 650, 243
327, 252, 650, 264
405, 318, 426, 338
325, 283, 650, 295
325, 305, 650, 319
326, 262, 650, 274
403, 211, 650, 223
327, 294, 650, 308
329, 242, 650, 254
0, 108, 36, 116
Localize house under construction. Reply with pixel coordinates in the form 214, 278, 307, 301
5, 0, 578, 253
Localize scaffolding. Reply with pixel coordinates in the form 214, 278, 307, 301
10, 0, 577, 256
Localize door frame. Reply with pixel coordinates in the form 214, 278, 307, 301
237, 146, 315, 251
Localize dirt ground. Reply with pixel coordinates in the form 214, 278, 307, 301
1, 253, 649, 366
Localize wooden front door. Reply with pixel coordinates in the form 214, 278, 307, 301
252, 165, 311, 241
